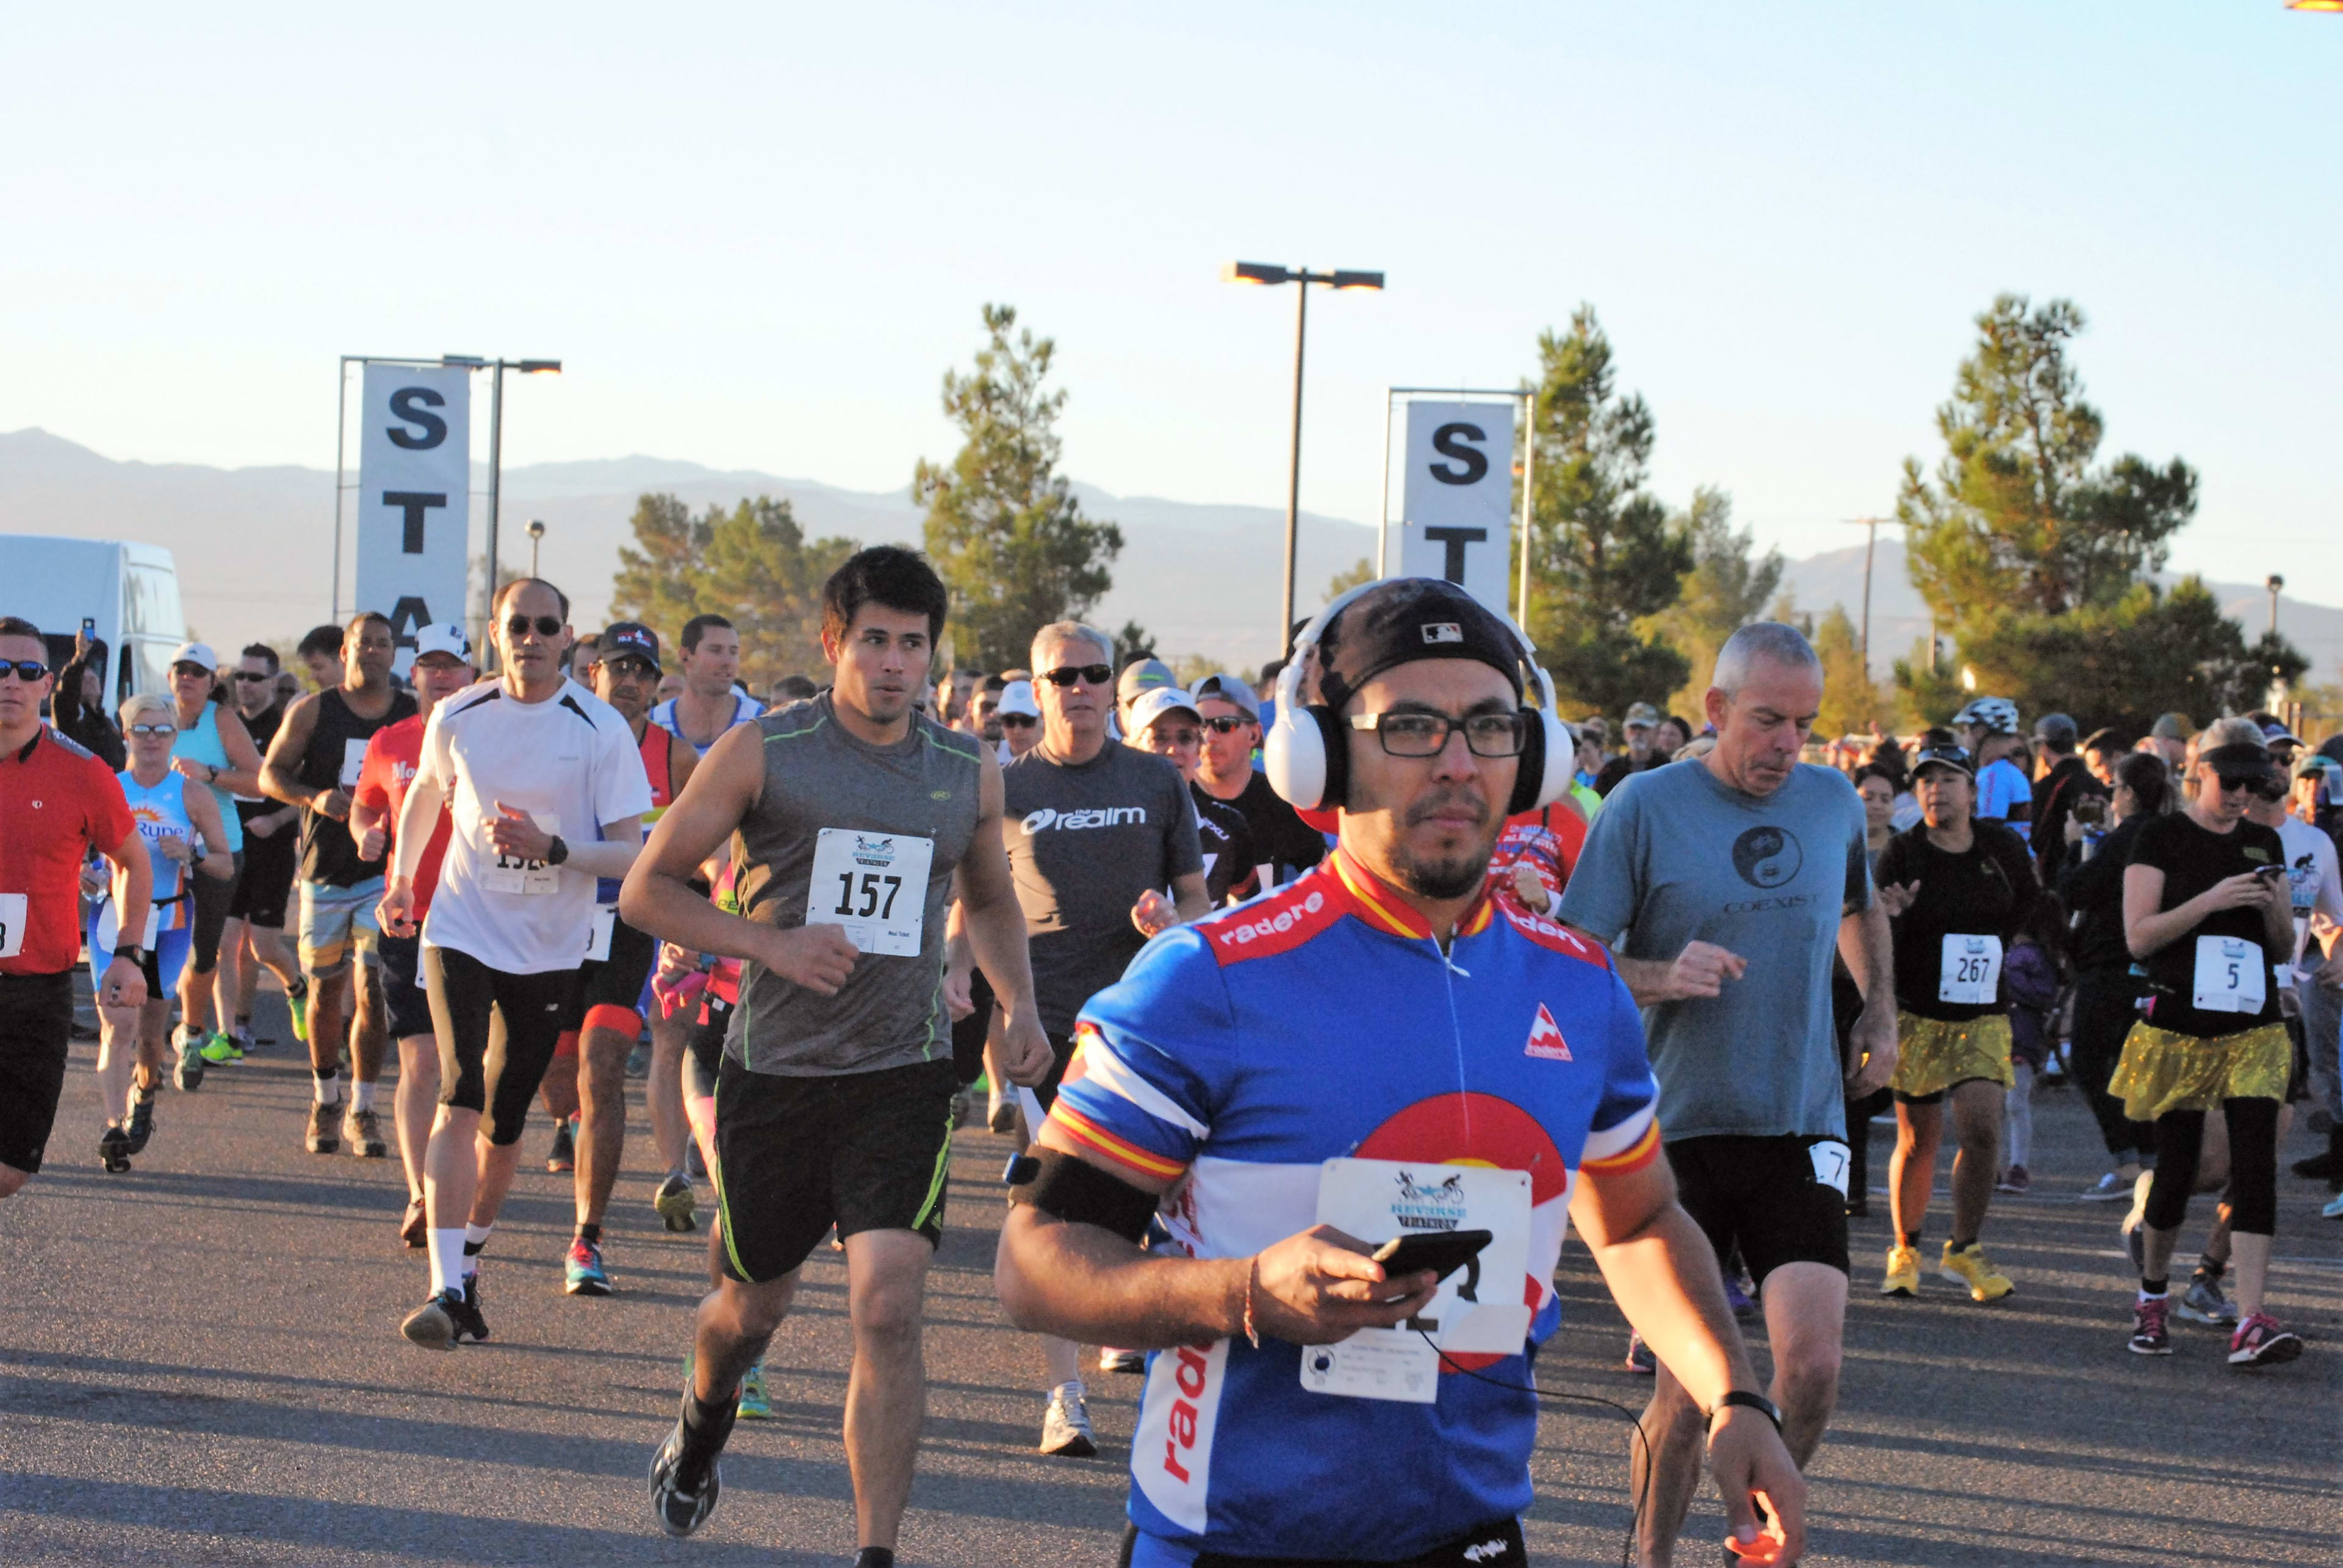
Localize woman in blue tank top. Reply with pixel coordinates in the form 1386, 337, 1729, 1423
88, 695, 240, 1168
165, 644, 265, 1059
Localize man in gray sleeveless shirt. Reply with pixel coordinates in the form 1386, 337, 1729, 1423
620, 547, 1050, 1568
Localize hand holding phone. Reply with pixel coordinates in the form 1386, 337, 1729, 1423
1369, 1229, 1492, 1288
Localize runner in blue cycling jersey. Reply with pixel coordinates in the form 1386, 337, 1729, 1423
996, 578, 1804, 1568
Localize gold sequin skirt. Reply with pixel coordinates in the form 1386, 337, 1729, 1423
2107, 1020, 2290, 1123
1890, 1011, 2015, 1099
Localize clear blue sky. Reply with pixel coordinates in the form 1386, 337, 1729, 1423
5, 2, 2336, 600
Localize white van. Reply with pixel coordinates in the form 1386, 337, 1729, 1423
0, 535, 186, 701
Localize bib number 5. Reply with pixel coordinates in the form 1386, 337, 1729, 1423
2192, 934, 2267, 1014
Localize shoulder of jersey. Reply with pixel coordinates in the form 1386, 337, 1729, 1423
1192, 867, 1347, 967
40, 725, 100, 763
440, 678, 505, 721
557, 680, 632, 731
1493, 899, 1615, 970
915, 713, 987, 764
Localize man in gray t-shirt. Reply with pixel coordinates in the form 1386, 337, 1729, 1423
1553, 622, 1895, 1568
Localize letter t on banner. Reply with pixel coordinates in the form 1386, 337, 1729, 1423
357, 364, 470, 674
1397, 400, 1514, 617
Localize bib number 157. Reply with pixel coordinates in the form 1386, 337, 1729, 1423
833, 871, 904, 922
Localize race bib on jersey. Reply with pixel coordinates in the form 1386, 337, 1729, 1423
807, 830, 934, 957
481, 811, 562, 896
2193, 934, 2267, 1014
1937, 934, 2003, 1006
1303, 1158, 1533, 1404
585, 905, 617, 962
1809, 1138, 1852, 1197
339, 737, 369, 788
0, 892, 25, 959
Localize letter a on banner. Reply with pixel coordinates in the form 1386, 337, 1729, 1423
356, 364, 470, 673
1396, 400, 1514, 617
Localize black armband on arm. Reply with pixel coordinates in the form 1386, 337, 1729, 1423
1006, 1148, 1159, 1244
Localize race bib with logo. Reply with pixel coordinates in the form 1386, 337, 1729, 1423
480, 811, 562, 896
807, 829, 934, 957
0, 892, 25, 960
2192, 934, 2267, 1015
1937, 933, 2004, 1007
1303, 1157, 1533, 1404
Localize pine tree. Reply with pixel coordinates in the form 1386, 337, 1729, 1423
1516, 306, 1693, 720
1636, 486, 1780, 715
608, 492, 855, 689
916, 304, 1123, 673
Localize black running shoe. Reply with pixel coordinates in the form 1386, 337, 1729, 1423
99, 1126, 131, 1173
124, 1092, 156, 1155
649, 1418, 722, 1538
452, 1274, 491, 1343
401, 1290, 462, 1351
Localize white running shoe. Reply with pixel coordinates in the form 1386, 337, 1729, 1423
1040, 1381, 1096, 1457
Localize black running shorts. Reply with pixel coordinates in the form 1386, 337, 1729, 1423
1665, 1133, 1852, 1284
713, 1054, 957, 1284
228, 822, 296, 928
557, 912, 657, 1035
684, 996, 730, 1100
376, 932, 435, 1041
423, 944, 572, 1147
0, 970, 76, 1176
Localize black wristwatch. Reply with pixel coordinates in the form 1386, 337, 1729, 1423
1705, 1390, 1783, 1434
544, 835, 569, 866
112, 941, 147, 965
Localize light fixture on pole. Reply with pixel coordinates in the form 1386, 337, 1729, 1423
1222, 261, 1384, 659
2267, 573, 2284, 639
527, 519, 546, 579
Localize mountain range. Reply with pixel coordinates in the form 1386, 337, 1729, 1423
4, 426, 2336, 687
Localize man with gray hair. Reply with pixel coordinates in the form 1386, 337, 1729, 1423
999, 619, 1207, 1458
1558, 619, 1896, 1568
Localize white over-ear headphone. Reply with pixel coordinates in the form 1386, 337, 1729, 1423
1261, 577, 1574, 815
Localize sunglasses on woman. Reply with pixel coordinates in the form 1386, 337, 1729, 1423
129, 722, 178, 737
1040, 664, 1112, 688
999, 713, 1037, 728
505, 614, 564, 640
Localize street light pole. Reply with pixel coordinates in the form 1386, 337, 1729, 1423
1222, 262, 1384, 660
2268, 574, 2285, 639
527, 519, 546, 579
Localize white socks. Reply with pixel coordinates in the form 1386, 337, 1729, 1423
313, 1070, 342, 1107
427, 1229, 466, 1296
350, 1081, 378, 1113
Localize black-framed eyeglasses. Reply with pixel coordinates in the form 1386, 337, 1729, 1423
1040, 664, 1112, 688
1200, 714, 1252, 735
998, 713, 1037, 728
129, 722, 178, 737
0, 660, 49, 683
505, 614, 564, 640
233, 671, 273, 683
1348, 710, 1527, 758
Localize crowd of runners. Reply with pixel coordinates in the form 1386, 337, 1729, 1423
3, 550, 2337, 1568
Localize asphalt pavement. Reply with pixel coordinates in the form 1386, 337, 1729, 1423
3, 981, 2338, 1567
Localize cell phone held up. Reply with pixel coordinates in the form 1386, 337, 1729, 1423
1370, 1229, 1493, 1287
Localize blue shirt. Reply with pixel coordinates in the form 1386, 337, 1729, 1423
1976, 757, 2030, 822
1048, 851, 1657, 1566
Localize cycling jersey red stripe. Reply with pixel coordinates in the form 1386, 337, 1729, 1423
1578, 1118, 1660, 1176
1049, 1104, 1189, 1182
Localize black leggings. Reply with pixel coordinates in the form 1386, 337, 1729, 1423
423, 944, 572, 1147
188, 851, 244, 975
2144, 1098, 2280, 1237
2071, 967, 2156, 1161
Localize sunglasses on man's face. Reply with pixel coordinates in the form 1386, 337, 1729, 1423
505, 614, 564, 641
998, 713, 1038, 729
234, 671, 273, 683
1041, 664, 1112, 688
2212, 773, 2265, 794
1201, 714, 1251, 735
0, 660, 50, 683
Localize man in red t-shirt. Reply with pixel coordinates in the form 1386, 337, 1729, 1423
350, 624, 474, 1245
0, 616, 154, 1197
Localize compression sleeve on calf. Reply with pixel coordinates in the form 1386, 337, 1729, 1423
1006, 1148, 1159, 1244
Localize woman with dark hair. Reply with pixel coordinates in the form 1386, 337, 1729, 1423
1652, 713, 1694, 758
2109, 738, 2300, 1363
2059, 750, 2173, 1199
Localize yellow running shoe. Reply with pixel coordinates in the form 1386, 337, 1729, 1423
1939, 1241, 2014, 1302
1879, 1244, 1920, 1298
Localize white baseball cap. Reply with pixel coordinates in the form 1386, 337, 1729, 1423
1126, 686, 1201, 738
997, 679, 1040, 719
168, 641, 218, 673
411, 624, 473, 663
